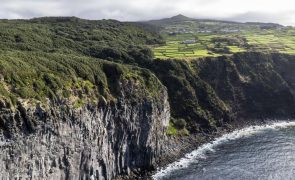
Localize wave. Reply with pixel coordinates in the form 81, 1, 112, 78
153, 121, 295, 179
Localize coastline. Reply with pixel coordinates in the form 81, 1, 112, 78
117, 118, 294, 179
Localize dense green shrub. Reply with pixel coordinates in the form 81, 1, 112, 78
173, 118, 187, 129
0, 17, 163, 64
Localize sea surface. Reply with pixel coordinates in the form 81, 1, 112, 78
153, 121, 295, 180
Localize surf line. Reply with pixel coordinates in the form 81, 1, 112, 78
153, 121, 295, 179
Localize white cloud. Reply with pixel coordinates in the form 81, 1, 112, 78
0, 0, 294, 26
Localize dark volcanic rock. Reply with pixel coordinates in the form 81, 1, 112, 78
150, 52, 295, 132
0, 81, 170, 180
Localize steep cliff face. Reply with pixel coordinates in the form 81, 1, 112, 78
0, 79, 170, 179
196, 53, 295, 120
150, 52, 295, 132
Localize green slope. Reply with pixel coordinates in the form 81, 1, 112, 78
145, 15, 295, 59
1, 17, 295, 134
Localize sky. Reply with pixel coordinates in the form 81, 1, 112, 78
0, 0, 294, 26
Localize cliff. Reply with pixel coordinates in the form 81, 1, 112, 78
1, 51, 295, 179
150, 52, 295, 134
0, 17, 295, 179
0, 18, 170, 179
0, 80, 169, 180
0, 57, 170, 179
196, 53, 295, 120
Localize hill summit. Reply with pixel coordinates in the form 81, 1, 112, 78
170, 14, 192, 21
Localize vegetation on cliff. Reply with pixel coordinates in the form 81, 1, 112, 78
151, 52, 295, 133
0, 17, 295, 135
0, 17, 166, 109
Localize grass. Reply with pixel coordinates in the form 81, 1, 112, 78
166, 120, 189, 136
166, 121, 177, 135
228, 46, 246, 53
153, 29, 295, 59
154, 35, 220, 59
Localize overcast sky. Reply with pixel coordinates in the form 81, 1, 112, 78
0, 0, 294, 26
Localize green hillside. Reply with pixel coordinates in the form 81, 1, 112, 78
0, 17, 164, 108
0, 17, 164, 63
146, 15, 295, 59
1, 16, 295, 134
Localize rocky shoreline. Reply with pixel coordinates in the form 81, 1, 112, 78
119, 118, 289, 180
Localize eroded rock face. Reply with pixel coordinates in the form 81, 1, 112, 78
0, 82, 170, 180
150, 53, 295, 131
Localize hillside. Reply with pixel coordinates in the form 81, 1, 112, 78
0, 17, 164, 64
0, 17, 295, 179
1, 16, 292, 134
145, 14, 283, 34
0, 17, 166, 108
144, 15, 295, 59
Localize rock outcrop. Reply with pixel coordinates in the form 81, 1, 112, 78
150, 52, 295, 131
0, 80, 170, 180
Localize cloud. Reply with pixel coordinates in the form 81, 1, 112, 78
0, 0, 294, 26
226, 11, 295, 26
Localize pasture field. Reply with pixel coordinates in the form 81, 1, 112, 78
153, 29, 295, 59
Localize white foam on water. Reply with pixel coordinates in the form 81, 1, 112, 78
153, 121, 295, 179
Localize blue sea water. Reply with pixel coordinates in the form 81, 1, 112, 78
154, 122, 295, 180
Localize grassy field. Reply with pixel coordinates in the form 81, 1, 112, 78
153, 29, 295, 59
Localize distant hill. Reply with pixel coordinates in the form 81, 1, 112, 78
145, 14, 238, 25
142, 14, 194, 27
141, 14, 284, 33
151, 14, 193, 24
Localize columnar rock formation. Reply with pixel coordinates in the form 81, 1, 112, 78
0, 81, 170, 180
